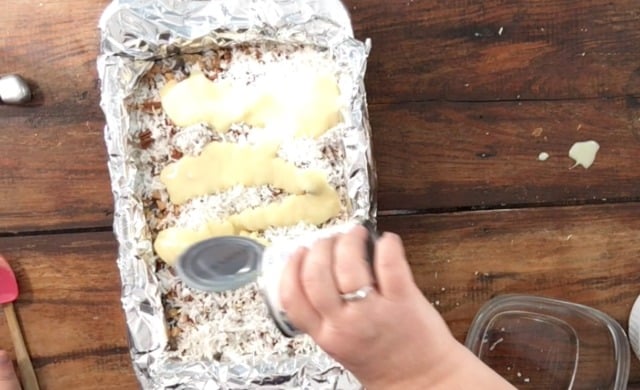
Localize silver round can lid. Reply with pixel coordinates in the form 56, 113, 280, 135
176, 236, 265, 292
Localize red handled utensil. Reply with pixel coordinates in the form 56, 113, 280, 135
0, 255, 40, 390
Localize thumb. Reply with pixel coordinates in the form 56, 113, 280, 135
0, 351, 21, 390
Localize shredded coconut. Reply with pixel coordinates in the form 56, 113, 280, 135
126, 43, 353, 362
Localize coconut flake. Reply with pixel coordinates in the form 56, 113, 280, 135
128, 43, 352, 362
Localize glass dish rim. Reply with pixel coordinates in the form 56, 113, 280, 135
464, 294, 631, 389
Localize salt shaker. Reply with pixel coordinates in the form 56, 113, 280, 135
0, 75, 32, 104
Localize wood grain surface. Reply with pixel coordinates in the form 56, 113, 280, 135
3, 99, 640, 231
2, 1, 640, 231
373, 98, 640, 211
344, 0, 640, 103
1, 206, 639, 387
2, 0, 640, 388
379, 204, 640, 387
0, 233, 137, 389
0, 1, 640, 234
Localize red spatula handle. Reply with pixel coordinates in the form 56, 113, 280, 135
3, 302, 40, 390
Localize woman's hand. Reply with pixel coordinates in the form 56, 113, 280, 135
279, 225, 515, 389
0, 351, 20, 390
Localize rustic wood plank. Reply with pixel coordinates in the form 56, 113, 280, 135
1, 142, 632, 376
1, 0, 638, 388
373, 98, 640, 211
2, 0, 639, 231
3, 97, 640, 231
2, 0, 108, 105
2, 204, 639, 387
1, 0, 113, 232
30, 353, 135, 390
344, 0, 640, 103
378, 203, 640, 386
0, 232, 138, 389
0, 116, 114, 233
3, 1, 640, 108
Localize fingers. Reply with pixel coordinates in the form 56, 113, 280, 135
281, 227, 414, 339
333, 225, 374, 294
301, 237, 343, 317
279, 247, 321, 334
0, 351, 20, 390
374, 232, 417, 299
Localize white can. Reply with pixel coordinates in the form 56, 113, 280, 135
257, 222, 361, 337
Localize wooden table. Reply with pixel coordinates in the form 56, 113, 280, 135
1, 1, 640, 388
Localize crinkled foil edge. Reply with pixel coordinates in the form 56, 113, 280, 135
97, 1, 376, 388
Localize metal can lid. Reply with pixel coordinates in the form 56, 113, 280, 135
176, 236, 265, 293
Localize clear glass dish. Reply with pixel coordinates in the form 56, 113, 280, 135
465, 294, 630, 389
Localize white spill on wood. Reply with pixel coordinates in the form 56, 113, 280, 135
569, 140, 600, 169
538, 152, 550, 161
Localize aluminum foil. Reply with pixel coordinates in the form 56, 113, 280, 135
97, 0, 376, 388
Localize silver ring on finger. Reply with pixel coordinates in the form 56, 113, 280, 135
340, 285, 374, 302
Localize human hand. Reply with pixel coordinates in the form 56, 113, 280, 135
0, 351, 20, 390
279, 225, 515, 389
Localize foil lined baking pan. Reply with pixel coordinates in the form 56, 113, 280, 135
97, 1, 375, 388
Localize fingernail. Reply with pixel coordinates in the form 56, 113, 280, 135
0, 351, 10, 365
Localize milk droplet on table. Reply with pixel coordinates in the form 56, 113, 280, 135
569, 140, 600, 169
538, 152, 550, 161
